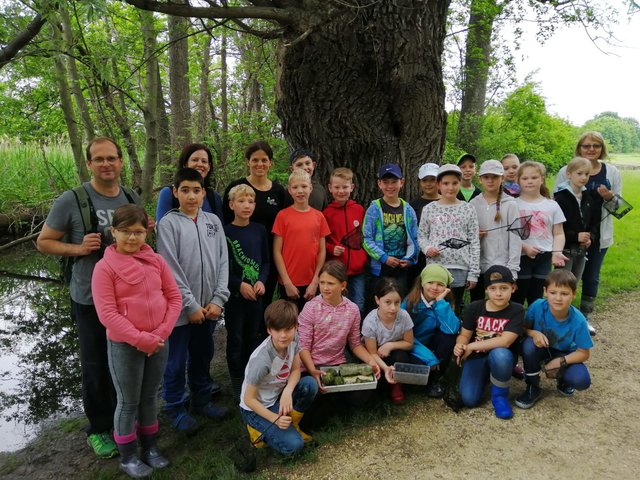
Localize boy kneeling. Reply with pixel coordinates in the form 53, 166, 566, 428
515, 269, 592, 409
240, 300, 318, 455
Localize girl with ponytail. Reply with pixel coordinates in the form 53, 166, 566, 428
470, 160, 522, 301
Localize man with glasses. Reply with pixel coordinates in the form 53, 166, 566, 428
37, 137, 142, 459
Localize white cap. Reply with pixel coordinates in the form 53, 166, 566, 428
418, 163, 439, 179
478, 159, 504, 176
437, 163, 462, 179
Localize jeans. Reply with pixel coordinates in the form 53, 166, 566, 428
240, 376, 318, 455
347, 273, 365, 315
72, 300, 117, 434
459, 348, 514, 407
581, 246, 608, 298
225, 296, 262, 379
520, 337, 591, 390
424, 332, 457, 366
163, 320, 217, 407
108, 340, 169, 443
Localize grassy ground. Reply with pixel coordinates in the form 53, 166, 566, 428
609, 152, 640, 165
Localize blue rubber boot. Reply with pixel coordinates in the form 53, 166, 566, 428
491, 384, 513, 419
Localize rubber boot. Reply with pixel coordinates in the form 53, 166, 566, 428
491, 384, 513, 419
117, 441, 153, 479
289, 410, 313, 443
140, 434, 170, 469
246, 424, 266, 449
164, 405, 199, 434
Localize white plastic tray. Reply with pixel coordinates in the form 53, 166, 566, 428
393, 362, 430, 385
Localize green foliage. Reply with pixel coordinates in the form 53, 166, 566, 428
583, 112, 640, 154
473, 82, 577, 172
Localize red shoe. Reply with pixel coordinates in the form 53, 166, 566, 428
512, 365, 525, 380
390, 383, 404, 404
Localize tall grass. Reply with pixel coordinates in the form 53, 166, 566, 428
0, 137, 77, 215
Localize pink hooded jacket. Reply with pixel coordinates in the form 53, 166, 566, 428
92, 244, 182, 355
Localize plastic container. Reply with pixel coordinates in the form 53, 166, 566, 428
319, 365, 378, 393
393, 363, 430, 385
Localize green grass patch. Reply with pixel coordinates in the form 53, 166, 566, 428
609, 152, 640, 165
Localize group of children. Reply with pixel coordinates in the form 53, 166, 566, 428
92, 149, 597, 472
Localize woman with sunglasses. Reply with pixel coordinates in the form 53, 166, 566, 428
553, 132, 623, 335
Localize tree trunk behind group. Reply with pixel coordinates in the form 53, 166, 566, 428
168, 9, 192, 154
456, 0, 502, 154
196, 31, 213, 141
219, 33, 229, 168
51, 22, 89, 183
140, 11, 160, 204
276, 1, 450, 204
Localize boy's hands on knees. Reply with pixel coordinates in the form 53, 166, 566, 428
254, 281, 265, 296
284, 283, 300, 299
240, 282, 257, 301
275, 415, 292, 430
278, 389, 293, 417
454, 343, 470, 364
530, 330, 549, 348
333, 245, 345, 256
188, 307, 207, 324
204, 303, 223, 320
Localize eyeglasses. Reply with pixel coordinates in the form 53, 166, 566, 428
115, 229, 147, 238
90, 156, 120, 164
579, 144, 602, 150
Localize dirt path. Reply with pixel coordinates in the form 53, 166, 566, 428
1, 292, 639, 479
263, 292, 640, 480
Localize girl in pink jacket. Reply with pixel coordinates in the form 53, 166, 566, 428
92, 205, 181, 478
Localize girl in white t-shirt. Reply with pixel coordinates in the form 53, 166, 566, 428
361, 278, 414, 405
514, 161, 567, 306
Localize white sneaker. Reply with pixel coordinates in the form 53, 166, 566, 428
587, 322, 596, 336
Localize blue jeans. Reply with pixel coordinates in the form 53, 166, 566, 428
108, 340, 169, 441
240, 376, 318, 455
582, 246, 608, 298
520, 337, 591, 390
72, 300, 117, 434
347, 273, 365, 315
459, 348, 514, 407
163, 320, 217, 407
225, 296, 262, 379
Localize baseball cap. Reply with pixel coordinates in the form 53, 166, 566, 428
378, 163, 403, 179
418, 163, 439, 179
484, 265, 515, 286
436, 163, 462, 180
457, 153, 477, 166
478, 160, 504, 176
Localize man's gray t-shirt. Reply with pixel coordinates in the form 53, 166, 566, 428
44, 182, 140, 305
240, 335, 300, 410
361, 309, 414, 345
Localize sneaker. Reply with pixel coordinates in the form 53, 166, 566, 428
192, 401, 230, 420
557, 382, 575, 397
515, 384, 542, 409
87, 432, 118, 459
587, 322, 596, 337
390, 383, 404, 404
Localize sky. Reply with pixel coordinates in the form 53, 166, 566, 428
513, 4, 640, 126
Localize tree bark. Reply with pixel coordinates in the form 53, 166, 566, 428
50, 23, 89, 182
196, 31, 213, 141
140, 11, 160, 204
156, 67, 173, 186
0, 13, 46, 70
456, 0, 503, 154
219, 33, 229, 168
168, 8, 192, 154
277, 1, 450, 204
59, 8, 96, 142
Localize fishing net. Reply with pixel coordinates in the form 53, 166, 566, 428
340, 225, 363, 250
438, 238, 471, 251
229, 416, 280, 473
603, 194, 633, 220
485, 214, 532, 240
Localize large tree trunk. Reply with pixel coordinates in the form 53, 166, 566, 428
456, 0, 503, 154
196, 31, 213, 141
156, 67, 173, 186
277, 1, 450, 204
168, 9, 191, 154
219, 33, 229, 168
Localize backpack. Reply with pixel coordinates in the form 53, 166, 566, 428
60, 184, 136, 284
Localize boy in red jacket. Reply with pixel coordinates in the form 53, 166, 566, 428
323, 168, 368, 314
